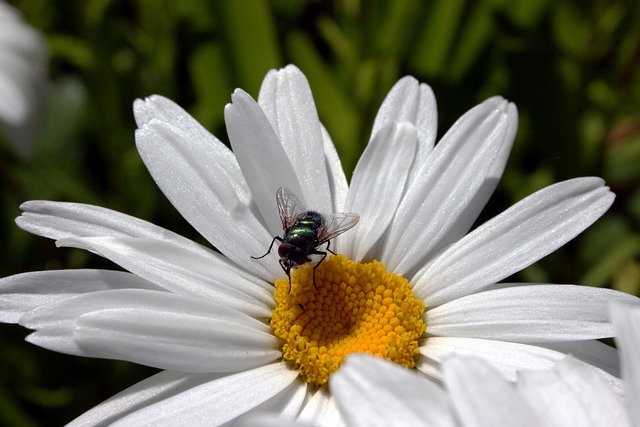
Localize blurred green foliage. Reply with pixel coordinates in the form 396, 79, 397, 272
0, 0, 639, 425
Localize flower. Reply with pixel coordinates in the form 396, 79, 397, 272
1, 64, 637, 425
0, 1, 47, 158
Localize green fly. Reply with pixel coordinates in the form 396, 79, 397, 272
252, 187, 359, 291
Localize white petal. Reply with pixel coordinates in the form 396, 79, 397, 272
75, 303, 278, 373
540, 340, 620, 378
415, 354, 443, 381
382, 97, 512, 275
321, 124, 348, 213
20, 289, 275, 367
225, 89, 304, 236
0, 269, 159, 323
330, 354, 456, 427
297, 387, 345, 427
16, 201, 212, 258
258, 65, 332, 210
421, 337, 564, 381
56, 235, 273, 318
426, 285, 638, 342
517, 357, 629, 427
135, 115, 280, 280
67, 370, 220, 427
134, 95, 279, 278
372, 76, 438, 155
421, 337, 622, 389
237, 414, 314, 427
134, 94, 213, 135
414, 177, 615, 307
443, 356, 543, 427
436, 101, 518, 247
611, 302, 640, 425
112, 362, 298, 427
342, 122, 417, 260
234, 380, 308, 424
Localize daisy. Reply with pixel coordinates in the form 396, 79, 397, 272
1, 64, 637, 426
0, 0, 47, 158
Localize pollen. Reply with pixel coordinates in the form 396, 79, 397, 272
271, 254, 426, 386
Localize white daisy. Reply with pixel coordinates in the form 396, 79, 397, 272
1, 64, 637, 426
0, 0, 47, 158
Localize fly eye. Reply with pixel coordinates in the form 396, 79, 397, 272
278, 243, 294, 257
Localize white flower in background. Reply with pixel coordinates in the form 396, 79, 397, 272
0, 0, 47, 158
1, 64, 638, 426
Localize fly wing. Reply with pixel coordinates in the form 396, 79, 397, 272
276, 187, 308, 231
316, 213, 360, 244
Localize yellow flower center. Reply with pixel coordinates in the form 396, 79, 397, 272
270, 254, 426, 386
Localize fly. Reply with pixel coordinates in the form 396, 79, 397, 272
252, 187, 359, 291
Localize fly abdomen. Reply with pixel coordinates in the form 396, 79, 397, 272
286, 224, 318, 248
285, 212, 324, 250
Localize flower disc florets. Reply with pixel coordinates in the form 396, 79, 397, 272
271, 254, 426, 386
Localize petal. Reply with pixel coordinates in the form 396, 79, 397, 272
517, 357, 629, 427
0, 269, 159, 323
420, 337, 623, 389
237, 414, 314, 427
67, 370, 221, 427
224, 89, 304, 236
436, 101, 518, 247
426, 285, 639, 342
258, 65, 332, 210
341, 121, 417, 260
443, 356, 543, 427
382, 97, 512, 275
371, 76, 438, 155
611, 302, 640, 424
421, 337, 568, 381
414, 177, 615, 307
75, 305, 278, 373
56, 235, 274, 318
16, 200, 212, 257
322, 124, 348, 213
135, 112, 280, 280
234, 380, 308, 424
330, 354, 456, 427
112, 362, 298, 427
20, 289, 277, 371
539, 340, 620, 378
297, 387, 345, 427
133, 95, 224, 144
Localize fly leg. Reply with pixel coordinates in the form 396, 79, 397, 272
280, 258, 293, 293
251, 236, 283, 259
326, 239, 336, 255
311, 249, 328, 289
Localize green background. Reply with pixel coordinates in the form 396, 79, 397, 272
1, 0, 639, 425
